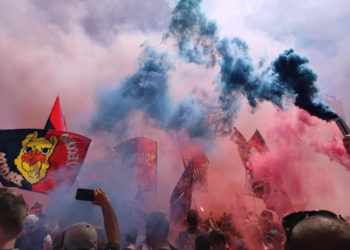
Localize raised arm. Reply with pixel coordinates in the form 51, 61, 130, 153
93, 188, 120, 247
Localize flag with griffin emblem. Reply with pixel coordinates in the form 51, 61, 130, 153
115, 137, 157, 192
0, 129, 90, 193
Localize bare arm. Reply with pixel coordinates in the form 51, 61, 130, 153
93, 188, 120, 246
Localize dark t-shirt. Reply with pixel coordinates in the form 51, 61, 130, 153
15, 227, 48, 250
177, 228, 203, 250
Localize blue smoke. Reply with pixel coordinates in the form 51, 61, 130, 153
168, 94, 211, 137
91, 45, 173, 135
271, 49, 338, 120
93, 0, 338, 139
165, 0, 218, 67
166, 0, 338, 130
91, 45, 215, 138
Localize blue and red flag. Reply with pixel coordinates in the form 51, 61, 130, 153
44, 96, 67, 131
0, 129, 90, 193
170, 164, 193, 224
182, 152, 209, 192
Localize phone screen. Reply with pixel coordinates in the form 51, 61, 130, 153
75, 188, 95, 201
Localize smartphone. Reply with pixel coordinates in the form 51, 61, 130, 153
75, 188, 95, 201
335, 118, 350, 136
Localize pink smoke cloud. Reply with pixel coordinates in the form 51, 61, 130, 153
249, 106, 350, 215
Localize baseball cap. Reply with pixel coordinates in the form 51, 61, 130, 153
63, 222, 97, 250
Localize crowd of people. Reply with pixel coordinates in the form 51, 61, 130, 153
2, 188, 350, 250
1, 137, 350, 250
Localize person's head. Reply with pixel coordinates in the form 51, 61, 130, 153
145, 211, 169, 246
63, 222, 98, 250
209, 230, 226, 250
283, 210, 350, 250
23, 214, 39, 233
0, 188, 27, 245
122, 228, 138, 248
30, 202, 43, 216
195, 234, 211, 250
187, 209, 200, 228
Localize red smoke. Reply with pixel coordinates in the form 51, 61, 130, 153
249, 107, 350, 215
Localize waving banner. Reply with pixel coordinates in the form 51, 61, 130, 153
231, 127, 250, 168
182, 152, 209, 192
231, 127, 293, 215
170, 165, 193, 224
231, 127, 269, 197
248, 130, 268, 154
0, 129, 90, 193
115, 137, 157, 192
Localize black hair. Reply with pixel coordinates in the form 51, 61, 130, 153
0, 188, 27, 240
187, 209, 200, 227
145, 211, 169, 238
124, 228, 138, 245
195, 235, 211, 250
209, 230, 226, 245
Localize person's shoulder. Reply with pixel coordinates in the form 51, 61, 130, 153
195, 228, 205, 234
187, 227, 204, 234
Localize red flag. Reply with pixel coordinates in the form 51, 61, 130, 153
182, 152, 209, 192
0, 129, 90, 193
231, 127, 250, 168
231, 128, 293, 215
115, 137, 157, 192
248, 130, 268, 153
246, 130, 270, 198
170, 165, 193, 224
44, 96, 67, 131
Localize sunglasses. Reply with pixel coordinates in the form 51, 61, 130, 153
282, 210, 347, 238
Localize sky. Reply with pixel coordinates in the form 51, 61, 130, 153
1, 0, 349, 128
1, 0, 350, 224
